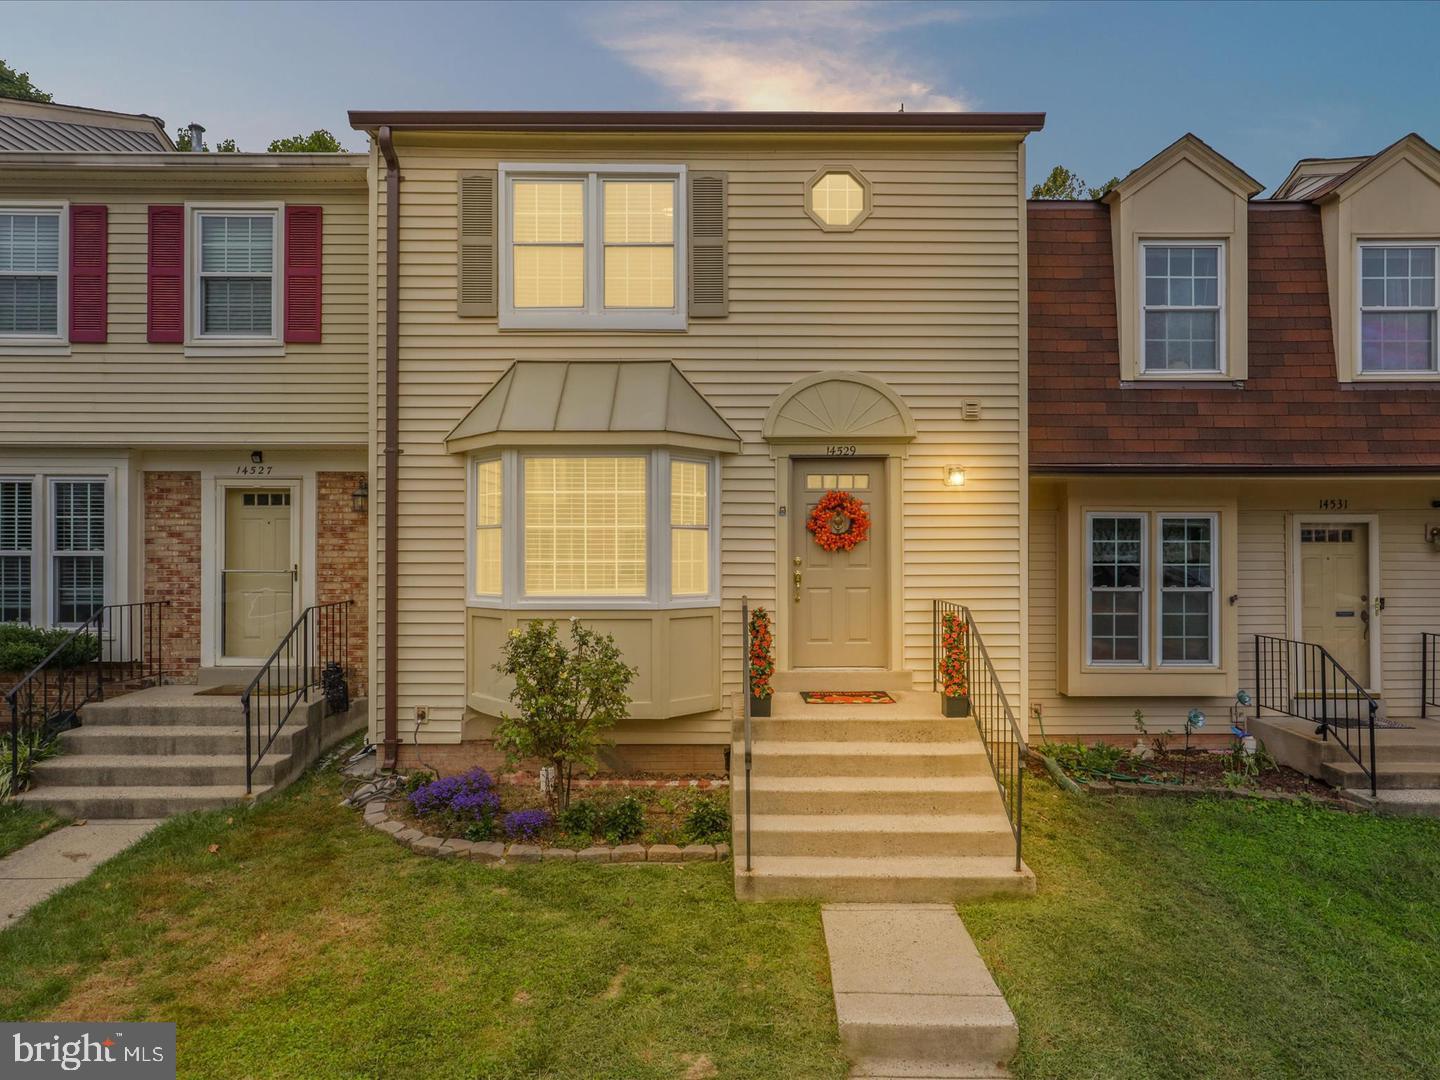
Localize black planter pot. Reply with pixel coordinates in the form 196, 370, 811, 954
749, 694, 772, 717
942, 694, 971, 718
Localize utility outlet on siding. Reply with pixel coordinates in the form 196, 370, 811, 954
414, 706, 430, 722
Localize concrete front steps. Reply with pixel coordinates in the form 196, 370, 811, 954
733, 687, 1033, 902
1252, 713, 1440, 817
18, 682, 366, 819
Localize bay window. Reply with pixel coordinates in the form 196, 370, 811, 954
500, 164, 685, 330
0, 208, 65, 341
469, 450, 716, 607
1359, 243, 1437, 373
1086, 511, 1217, 668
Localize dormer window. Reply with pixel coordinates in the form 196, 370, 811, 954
1359, 243, 1437, 373
1141, 243, 1223, 373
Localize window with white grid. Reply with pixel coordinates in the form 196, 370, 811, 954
1087, 514, 1145, 664
1142, 243, 1223, 373
1359, 244, 1438, 373
196, 211, 277, 338
0, 210, 63, 339
669, 459, 709, 597
0, 480, 33, 623
473, 458, 502, 596
51, 479, 105, 624
523, 457, 647, 597
1159, 515, 1216, 664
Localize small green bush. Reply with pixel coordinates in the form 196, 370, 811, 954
602, 795, 645, 845
558, 799, 600, 837
0, 731, 59, 797
683, 795, 730, 844
402, 770, 436, 795
0, 624, 100, 674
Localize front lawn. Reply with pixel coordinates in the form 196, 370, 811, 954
0, 801, 62, 859
0, 765, 847, 1080
961, 780, 1440, 1079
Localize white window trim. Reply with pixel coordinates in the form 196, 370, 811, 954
1354, 239, 1440, 379
0, 201, 69, 347
1084, 512, 1147, 668
466, 448, 720, 610
48, 476, 109, 627
185, 203, 284, 348
1138, 239, 1226, 377
1156, 512, 1219, 668
498, 163, 687, 332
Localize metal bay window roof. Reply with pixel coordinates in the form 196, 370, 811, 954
445, 361, 742, 454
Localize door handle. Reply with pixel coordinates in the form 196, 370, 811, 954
792, 556, 802, 602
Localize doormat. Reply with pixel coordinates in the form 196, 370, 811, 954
800, 690, 896, 705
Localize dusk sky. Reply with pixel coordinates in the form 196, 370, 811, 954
6, 0, 1439, 193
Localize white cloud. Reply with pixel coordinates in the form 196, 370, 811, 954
596, 1, 972, 112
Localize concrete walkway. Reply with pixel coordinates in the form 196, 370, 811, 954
0, 819, 161, 930
822, 903, 1017, 1079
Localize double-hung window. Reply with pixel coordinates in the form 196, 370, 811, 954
1086, 512, 1218, 667
501, 165, 685, 330
0, 480, 34, 623
1141, 243, 1223, 373
51, 479, 105, 625
0, 208, 65, 341
194, 209, 279, 340
1359, 243, 1437, 373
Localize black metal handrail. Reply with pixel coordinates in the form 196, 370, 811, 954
4, 601, 170, 795
1255, 633, 1377, 796
241, 600, 350, 794
1424, 633, 1440, 720
740, 595, 754, 874
934, 601, 1024, 872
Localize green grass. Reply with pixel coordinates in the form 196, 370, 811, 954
0, 765, 847, 1080
960, 781, 1440, 1080
0, 801, 62, 859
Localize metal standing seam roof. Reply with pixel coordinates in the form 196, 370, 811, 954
0, 113, 171, 152
445, 361, 743, 453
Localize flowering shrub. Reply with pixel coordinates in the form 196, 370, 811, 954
503, 808, 552, 842
408, 767, 501, 828
939, 611, 969, 699
747, 607, 774, 700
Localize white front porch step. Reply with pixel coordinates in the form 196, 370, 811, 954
59, 725, 296, 757
736, 855, 1034, 902
747, 715, 966, 743
742, 812, 1017, 858
737, 774, 1006, 815
1326, 760, 1440, 790
15, 784, 265, 819
770, 670, 917, 693
32, 753, 279, 788
765, 690, 942, 719
746, 740, 990, 779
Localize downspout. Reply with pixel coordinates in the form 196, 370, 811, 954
378, 125, 401, 770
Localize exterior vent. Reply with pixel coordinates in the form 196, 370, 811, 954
458, 171, 498, 317
688, 171, 728, 317
961, 399, 982, 421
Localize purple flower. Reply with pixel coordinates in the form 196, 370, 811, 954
408, 767, 498, 821
502, 808, 552, 841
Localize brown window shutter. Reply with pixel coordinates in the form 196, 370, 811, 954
688, 171, 728, 317
457, 171, 498, 317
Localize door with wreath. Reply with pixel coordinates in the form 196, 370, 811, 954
789, 459, 889, 668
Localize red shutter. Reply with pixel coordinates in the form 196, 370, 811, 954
147, 205, 185, 343
284, 205, 323, 343
69, 205, 108, 343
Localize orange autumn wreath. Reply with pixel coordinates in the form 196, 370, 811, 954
806, 490, 871, 553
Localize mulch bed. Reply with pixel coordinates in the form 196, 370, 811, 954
1033, 748, 1347, 805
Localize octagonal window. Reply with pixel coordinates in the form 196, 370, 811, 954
806, 168, 871, 231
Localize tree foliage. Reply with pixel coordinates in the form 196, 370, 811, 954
1030, 164, 1121, 201
267, 129, 345, 153
0, 59, 51, 103
174, 128, 239, 153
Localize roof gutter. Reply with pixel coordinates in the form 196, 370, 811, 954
378, 124, 401, 770
348, 110, 1046, 135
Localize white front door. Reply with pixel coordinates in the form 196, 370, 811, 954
221, 488, 295, 660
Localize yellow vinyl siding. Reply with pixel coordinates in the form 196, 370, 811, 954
0, 172, 369, 445
371, 136, 1026, 747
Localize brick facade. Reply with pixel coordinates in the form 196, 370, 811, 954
143, 471, 202, 681
316, 471, 368, 696
1028, 201, 1440, 470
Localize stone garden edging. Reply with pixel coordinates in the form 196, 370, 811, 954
360, 799, 732, 864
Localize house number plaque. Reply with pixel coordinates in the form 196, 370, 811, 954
826, 444, 857, 457
234, 464, 274, 476
1317, 498, 1349, 511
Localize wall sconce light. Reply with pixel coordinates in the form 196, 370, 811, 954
250, 450, 263, 465
352, 478, 369, 514
943, 466, 966, 488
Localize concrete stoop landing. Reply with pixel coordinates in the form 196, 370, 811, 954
17, 682, 367, 819
1251, 713, 1440, 817
824, 904, 1017, 1079
733, 688, 1034, 902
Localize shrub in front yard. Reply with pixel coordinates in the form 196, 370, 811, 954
502, 808, 552, 841
602, 794, 646, 845
407, 767, 501, 836
682, 795, 730, 844
0, 624, 99, 673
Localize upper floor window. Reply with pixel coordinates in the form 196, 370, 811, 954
1359, 243, 1437, 373
195, 210, 279, 340
500, 165, 685, 331
1141, 243, 1223, 374
0, 208, 65, 341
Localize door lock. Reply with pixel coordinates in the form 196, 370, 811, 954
792, 555, 802, 602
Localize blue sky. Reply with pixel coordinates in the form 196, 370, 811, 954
5, 0, 1438, 192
